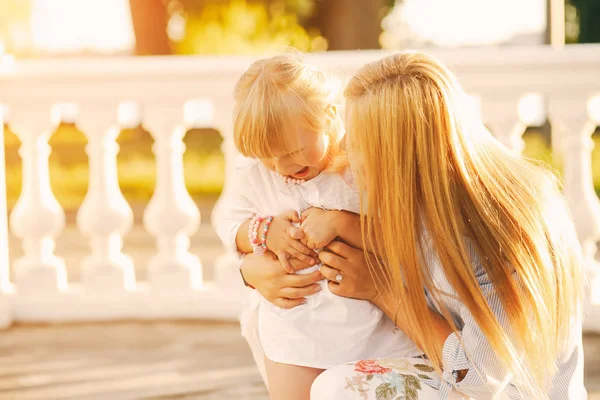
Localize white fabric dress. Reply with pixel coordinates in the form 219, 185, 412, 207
215, 157, 420, 376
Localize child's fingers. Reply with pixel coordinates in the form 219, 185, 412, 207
289, 240, 318, 258
288, 248, 316, 266
276, 251, 295, 273
281, 210, 301, 223
287, 226, 304, 240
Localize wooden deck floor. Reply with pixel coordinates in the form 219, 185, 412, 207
0, 321, 598, 400
0, 321, 267, 400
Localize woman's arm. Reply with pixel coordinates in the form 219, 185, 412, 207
317, 240, 452, 353
374, 290, 453, 357
319, 241, 521, 398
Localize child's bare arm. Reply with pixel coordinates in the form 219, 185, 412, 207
234, 219, 255, 254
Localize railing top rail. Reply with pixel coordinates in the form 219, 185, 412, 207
1, 44, 599, 81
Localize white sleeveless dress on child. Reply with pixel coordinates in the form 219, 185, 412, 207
215, 157, 420, 378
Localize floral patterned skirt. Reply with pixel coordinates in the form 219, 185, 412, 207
311, 358, 468, 400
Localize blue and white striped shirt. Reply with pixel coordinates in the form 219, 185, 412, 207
422, 238, 586, 399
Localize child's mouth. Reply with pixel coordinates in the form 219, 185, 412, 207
292, 167, 310, 179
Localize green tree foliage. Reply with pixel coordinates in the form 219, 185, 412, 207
172, 0, 326, 54
569, 0, 600, 43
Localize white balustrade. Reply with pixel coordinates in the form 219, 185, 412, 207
8, 107, 68, 293
142, 100, 212, 291
76, 102, 137, 292
0, 45, 597, 328
558, 94, 600, 331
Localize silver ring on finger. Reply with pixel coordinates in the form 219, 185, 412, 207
335, 273, 343, 283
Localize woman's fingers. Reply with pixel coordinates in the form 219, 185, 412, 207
328, 280, 342, 296
320, 264, 341, 282
288, 258, 314, 272
283, 270, 323, 287
324, 241, 355, 259
319, 249, 347, 270
280, 284, 321, 299
273, 297, 306, 309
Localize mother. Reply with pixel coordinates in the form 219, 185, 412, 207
240, 52, 586, 399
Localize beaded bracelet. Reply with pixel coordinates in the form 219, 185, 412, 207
259, 216, 274, 253
248, 215, 264, 255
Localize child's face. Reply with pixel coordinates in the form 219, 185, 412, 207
261, 125, 330, 181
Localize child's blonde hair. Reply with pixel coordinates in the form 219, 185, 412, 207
233, 53, 346, 170
345, 52, 583, 396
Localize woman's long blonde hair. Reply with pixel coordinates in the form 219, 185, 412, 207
345, 52, 583, 394
233, 53, 346, 170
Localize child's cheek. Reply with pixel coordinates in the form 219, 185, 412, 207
261, 159, 276, 172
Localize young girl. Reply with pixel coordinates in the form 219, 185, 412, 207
215, 54, 420, 399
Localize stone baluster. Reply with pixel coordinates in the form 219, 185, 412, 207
0, 106, 12, 327
558, 94, 600, 332
211, 102, 245, 290
76, 102, 138, 291
143, 100, 213, 291
516, 93, 547, 151
8, 106, 67, 293
487, 94, 547, 155
485, 98, 522, 154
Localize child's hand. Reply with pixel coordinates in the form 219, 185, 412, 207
300, 208, 340, 250
266, 210, 318, 272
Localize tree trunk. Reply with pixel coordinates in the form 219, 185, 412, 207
129, 0, 172, 55
309, 0, 385, 50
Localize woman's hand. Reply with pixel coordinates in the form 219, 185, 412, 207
240, 251, 323, 309
317, 241, 382, 303
319, 242, 454, 353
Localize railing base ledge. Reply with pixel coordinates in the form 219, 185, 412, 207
3, 282, 245, 323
